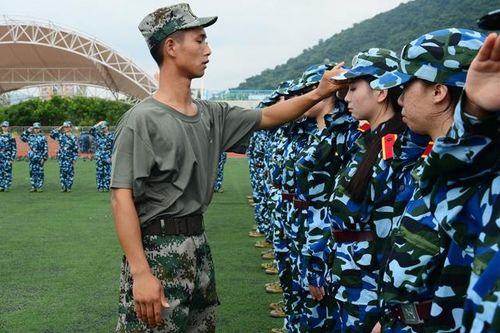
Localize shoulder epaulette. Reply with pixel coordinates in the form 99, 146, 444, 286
357, 122, 371, 133
381, 133, 398, 160
421, 141, 434, 158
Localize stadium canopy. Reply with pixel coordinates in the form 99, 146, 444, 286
0, 17, 157, 100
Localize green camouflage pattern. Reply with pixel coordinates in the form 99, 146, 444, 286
116, 233, 217, 333
371, 28, 485, 90
139, 3, 217, 49
332, 48, 399, 82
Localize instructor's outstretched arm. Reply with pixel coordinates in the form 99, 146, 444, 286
258, 63, 347, 129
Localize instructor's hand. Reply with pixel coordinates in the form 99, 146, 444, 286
132, 271, 169, 327
314, 62, 348, 100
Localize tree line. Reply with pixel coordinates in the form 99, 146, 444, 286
236, 0, 494, 89
0, 96, 131, 126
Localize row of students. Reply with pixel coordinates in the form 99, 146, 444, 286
247, 27, 498, 332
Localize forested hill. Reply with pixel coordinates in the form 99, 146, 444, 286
236, 0, 495, 89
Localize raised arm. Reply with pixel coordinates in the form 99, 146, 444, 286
258, 64, 347, 129
463, 33, 500, 118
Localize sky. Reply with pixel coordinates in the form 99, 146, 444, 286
1, 0, 411, 90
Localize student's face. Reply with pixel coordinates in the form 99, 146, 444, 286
63, 126, 71, 133
33, 128, 41, 133
344, 79, 379, 121
398, 79, 434, 135
1, 126, 8, 133
175, 28, 212, 79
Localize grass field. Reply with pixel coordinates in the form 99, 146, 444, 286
0, 158, 281, 333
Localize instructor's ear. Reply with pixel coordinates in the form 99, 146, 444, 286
164, 38, 177, 57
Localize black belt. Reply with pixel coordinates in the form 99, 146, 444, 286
142, 214, 204, 237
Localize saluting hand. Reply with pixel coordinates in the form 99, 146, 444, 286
465, 33, 500, 114
132, 271, 169, 327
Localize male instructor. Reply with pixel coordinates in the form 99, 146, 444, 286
111, 3, 344, 332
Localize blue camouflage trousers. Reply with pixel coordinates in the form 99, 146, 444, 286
116, 232, 218, 333
275, 251, 293, 332
96, 158, 111, 190
58, 157, 75, 190
28, 159, 44, 189
0, 160, 13, 189
337, 300, 380, 333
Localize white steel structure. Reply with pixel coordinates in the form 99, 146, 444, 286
0, 16, 157, 99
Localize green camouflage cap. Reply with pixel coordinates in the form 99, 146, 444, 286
139, 3, 218, 50
331, 48, 399, 82
371, 28, 486, 90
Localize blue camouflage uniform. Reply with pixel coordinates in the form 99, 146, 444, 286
20, 123, 48, 191
370, 28, 489, 332
50, 122, 79, 191
89, 122, 114, 191
299, 103, 362, 332
326, 48, 402, 332
248, 128, 269, 235
213, 152, 227, 192
0, 121, 17, 191
421, 104, 500, 332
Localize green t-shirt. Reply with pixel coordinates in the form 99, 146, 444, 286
111, 97, 261, 225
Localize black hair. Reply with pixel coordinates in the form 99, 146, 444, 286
345, 78, 406, 203
150, 39, 166, 68
149, 31, 185, 68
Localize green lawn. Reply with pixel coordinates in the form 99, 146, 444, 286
0, 158, 281, 333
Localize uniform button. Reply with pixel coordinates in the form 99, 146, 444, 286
398, 184, 405, 192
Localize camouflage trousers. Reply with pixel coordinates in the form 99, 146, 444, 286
116, 233, 218, 333
299, 253, 339, 332
28, 159, 44, 189
58, 157, 75, 190
275, 252, 292, 332
0, 160, 13, 189
95, 158, 111, 190
337, 300, 380, 333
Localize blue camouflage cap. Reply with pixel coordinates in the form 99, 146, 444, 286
331, 48, 399, 83
260, 95, 278, 106
289, 64, 331, 94
99, 121, 109, 129
139, 3, 218, 50
275, 80, 295, 96
32, 122, 41, 128
63, 121, 72, 127
370, 28, 486, 90
1, 121, 9, 127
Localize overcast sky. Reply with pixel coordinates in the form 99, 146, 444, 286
1, 0, 411, 90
